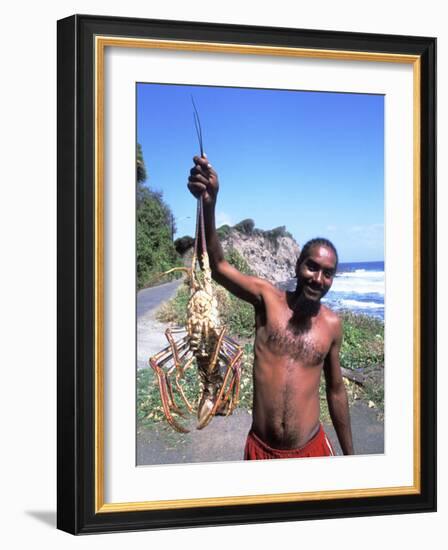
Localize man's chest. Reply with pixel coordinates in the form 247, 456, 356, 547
255, 306, 332, 366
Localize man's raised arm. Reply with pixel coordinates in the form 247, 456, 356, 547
187, 156, 267, 306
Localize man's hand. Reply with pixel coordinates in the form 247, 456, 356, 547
186, 154, 265, 306
187, 156, 219, 206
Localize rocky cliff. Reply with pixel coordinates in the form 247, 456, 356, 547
220, 222, 300, 284
176, 219, 301, 285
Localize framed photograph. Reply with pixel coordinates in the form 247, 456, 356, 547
57, 14, 436, 534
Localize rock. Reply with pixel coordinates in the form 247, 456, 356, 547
179, 221, 301, 285
221, 227, 301, 284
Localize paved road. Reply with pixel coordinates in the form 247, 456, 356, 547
137, 401, 384, 465
137, 279, 183, 369
137, 279, 183, 318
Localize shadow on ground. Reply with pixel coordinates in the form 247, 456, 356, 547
25, 510, 56, 528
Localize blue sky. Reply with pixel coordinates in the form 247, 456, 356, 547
137, 83, 384, 263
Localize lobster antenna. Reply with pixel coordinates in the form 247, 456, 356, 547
192, 198, 200, 267
191, 95, 204, 157
191, 95, 208, 272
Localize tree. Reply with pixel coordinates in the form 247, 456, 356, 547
136, 143, 181, 288
234, 218, 255, 235
136, 143, 151, 207
137, 143, 147, 184
174, 235, 195, 255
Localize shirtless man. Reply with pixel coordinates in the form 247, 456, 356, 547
188, 155, 354, 459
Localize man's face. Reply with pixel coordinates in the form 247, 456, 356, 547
296, 245, 337, 302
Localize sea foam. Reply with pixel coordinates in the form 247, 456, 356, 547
339, 299, 384, 310
331, 270, 384, 295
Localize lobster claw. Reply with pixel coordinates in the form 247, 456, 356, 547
196, 367, 224, 429
197, 396, 214, 428
197, 395, 229, 429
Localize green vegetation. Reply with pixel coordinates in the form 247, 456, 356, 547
138, 360, 205, 425
220, 219, 293, 251
233, 218, 255, 235
224, 247, 253, 275
320, 311, 384, 421
339, 311, 384, 370
216, 224, 232, 239
174, 235, 195, 255
136, 143, 182, 289
138, 367, 163, 424
263, 226, 293, 251
136, 143, 147, 185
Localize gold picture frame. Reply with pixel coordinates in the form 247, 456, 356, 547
57, 15, 436, 534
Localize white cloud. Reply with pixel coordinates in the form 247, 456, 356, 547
216, 212, 234, 227
346, 223, 384, 250
350, 223, 384, 234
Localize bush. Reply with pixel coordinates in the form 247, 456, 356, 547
217, 224, 232, 239
225, 247, 254, 275
339, 311, 384, 370
136, 143, 183, 289
137, 189, 182, 289
234, 218, 255, 235
262, 226, 293, 251
156, 281, 191, 325
174, 235, 195, 255
266, 226, 291, 239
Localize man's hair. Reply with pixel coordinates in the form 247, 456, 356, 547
295, 237, 339, 274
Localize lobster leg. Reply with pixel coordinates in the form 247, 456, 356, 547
164, 369, 185, 416
217, 343, 243, 415
197, 337, 243, 430
222, 337, 243, 412
165, 328, 188, 376
174, 355, 196, 412
211, 338, 242, 415
165, 328, 198, 412
225, 363, 242, 415
150, 335, 189, 367
161, 346, 194, 417
150, 359, 190, 433
149, 334, 192, 433
197, 326, 227, 427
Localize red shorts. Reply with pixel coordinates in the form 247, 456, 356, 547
244, 424, 335, 460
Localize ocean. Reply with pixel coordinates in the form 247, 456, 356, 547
284, 261, 385, 321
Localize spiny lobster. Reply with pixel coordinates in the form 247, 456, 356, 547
149, 99, 243, 432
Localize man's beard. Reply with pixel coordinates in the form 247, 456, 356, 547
294, 281, 323, 310
286, 288, 321, 333
294, 293, 321, 317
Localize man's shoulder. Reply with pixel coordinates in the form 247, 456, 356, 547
320, 304, 342, 333
255, 279, 285, 310
257, 278, 282, 297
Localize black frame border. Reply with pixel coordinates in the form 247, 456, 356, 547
57, 14, 436, 534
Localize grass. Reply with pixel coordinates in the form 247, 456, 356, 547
339, 311, 384, 370
137, 363, 202, 428
140, 282, 384, 429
